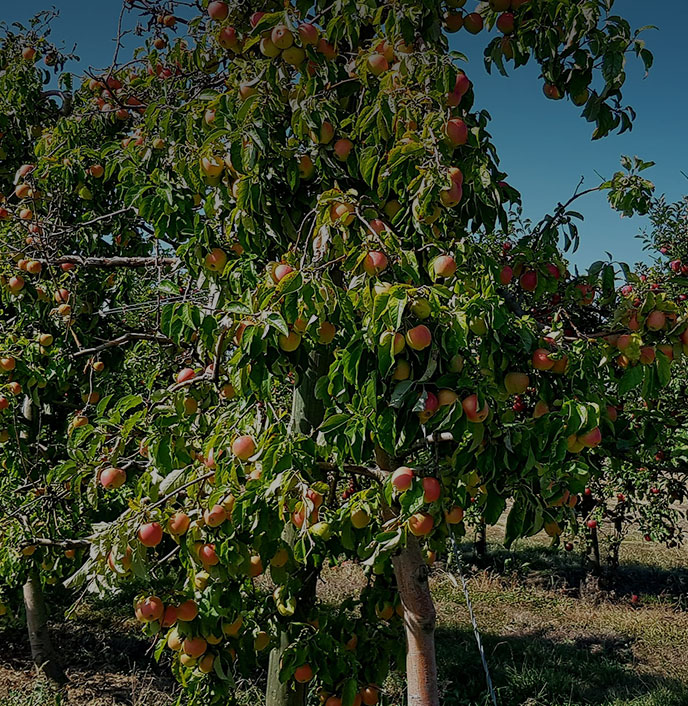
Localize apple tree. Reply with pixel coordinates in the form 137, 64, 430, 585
0, 2, 677, 706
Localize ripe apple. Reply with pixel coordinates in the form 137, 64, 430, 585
8, 276, 25, 294
462, 394, 489, 423
391, 466, 414, 491
606, 405, 618, 422
294, 664, 314, 683
136, 596, 164, 622
207, 1, 228, 20
298, 154, 315, 180
367, 53, 389, 76
406, 325, 432, 351
532, 348, 553, 371
0, 357, 16, 372
232, 435, 256, 461
317, 38, 337, 60
496, 12, 515, 34
199, 543, 219, 566
543, 83, 562, 100
161, 605, 178, 628
533, 401, 549, 419
138, 522, 163, 547
176, 368, 195, 384
520, 270, 538, 291
445, 506, 464, 524
298, 23, 319, 45
100, 467, 126, 489
432, 255, 457, 278
409, 512, 434, 536
182, 636, 207, 659
422, 477, 441, 503
504, 372, 529, 395
363, 251, 388, 276
250, 12, 265, 27
463, 13, 484, 33
313, 120, 335, 144
576, 283, 595, 305
550, 355, 568, 375
350, 508, 370, 529
444, 12, 463, 32
639, 346, 656, 365
579, 427, 602, 448
330, 201, 355, 226
646, 310, 666, 331
445, 118, 468, 147
204, 504, 227, 527
169, 512, 190, 535
248, 555, 263, 577
272, 263, 294, 283
333, 138, 353, 161
201, 156, 224, 177
499, 266, 514, 285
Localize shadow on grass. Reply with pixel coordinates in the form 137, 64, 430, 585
436, 625, 688, 706
454, 540, 688, 602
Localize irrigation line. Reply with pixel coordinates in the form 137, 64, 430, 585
448, 536, 498, 706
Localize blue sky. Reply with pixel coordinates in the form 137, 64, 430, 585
7, 1, 686, 269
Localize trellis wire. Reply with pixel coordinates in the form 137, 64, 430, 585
447, 536, 498, 706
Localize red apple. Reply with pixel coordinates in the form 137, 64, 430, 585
232, 435, 256, 461
138, 522, 163, 547
100, 467, 126, 489
422, 477, 441, 503
462, 394, 489, 423
392, 467, 414, 491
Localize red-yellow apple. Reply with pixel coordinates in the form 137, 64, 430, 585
333, 138, 353, 161
204, 504, 227, 527
463, 13, 484, 33
176, 368, 195, 384
520, 270, 537, 291
497, 12, 515, 34
138, 522, 163, 547
169, 512, 190, 535
100, 467, 126, 489
363, 251, 388, 276
532, 348, 553, 371
294, 664, 314, 683
445, 506, 464, 524
272, 263, 294, 283
432, 255, 456, 278
298, 23, 319, 45
391, 466, 414, 491
279, 331, 302, 351
422, 477, 441, 503
318, 321, 336, 344
406, 325, 432, 351
207, 1, 228, 20
198, 543, 219, 566
579, 427, 602, 448
271, 25, 293, 50
409, 512, 434, 536
462, 394, 489, 423
367, 53, 389, 76
232, 435, 256, 461
646, 310, 666, 331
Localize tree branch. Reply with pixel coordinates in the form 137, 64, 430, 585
73, 333, 175, 358
37, 255, 178, 268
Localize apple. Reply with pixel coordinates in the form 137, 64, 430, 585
260, 37, 281, 58
250, 12, 265, 27
318, 321, 336, 344
543, 83, 562, 100
392, 466, 414, 491
437, 389, 458, 407
606, 405, 618, 422
294, 664, 314, 683
350, 508, 370, 529
198, 543, 219, 566
204, 504, 227, 527
520, 270, 538, 291
440, 180, 462, 208
282, 47, 306, 66
445, 118, 468, 147
406, 325, 432, 351
279, 331, 302, 351
100, 467, 126, 489
576, 283, 595, 305
169, 512, 190, 535
533, 401, 549, 419
207, 1, 228, 20
445, 506, 464, 524
138, 522, 163, 547
432, 255, 457, 278
298, 154, 315, 180
367, 54, 389, 76
8, 276, 25, 294
409, 512, 434, 536
161, 605, 178, 628
317, 39, 337, 60
444, 13, 463, 32
657, 344, 674, 361
333, 138, 353, 161
392, 359, 411, 380
26, 260, 42, 275
182, 636, 207, 659
504, 372, 529, 395
272, 263, 294, 283
271, 25, 294, 50
0, 357, 15, 372
532, 348, 554, 371
201, 156, 223, 177
411, 298, 431, 319
462, 394, 489, 423
586, 519, 598, 530
176, 368, 195, 384
298, 23, 319, 45
313, 120, 335, 144
496, 12, 515, 34
375, 602, 394, 620
422, 477, 441, 503
499, 266, 514, 285
646, 310, 666, 331
330, 201, 355, 226
248, 555, 263, 577
545, 263, 561, 280
639, 346, 656, 365
232, 435, 256, 461
463, 13, 484, 33
579, 427, 602, 448
550, 355, 568, 374
136, 596, 164, 622
363, 251, 388, 276
567, 435, 584, 453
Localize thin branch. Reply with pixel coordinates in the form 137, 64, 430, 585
73, 333, 175, 358
37, 255, 178, 268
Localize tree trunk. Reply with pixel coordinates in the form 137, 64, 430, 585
22, 568, 66, 684
393, 535, 440, 706
266, 350, 328, 706
475, 517, 487, 558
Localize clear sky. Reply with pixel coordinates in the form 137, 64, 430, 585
6, 1, 686, 269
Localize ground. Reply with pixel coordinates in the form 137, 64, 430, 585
2, 523, 687, 706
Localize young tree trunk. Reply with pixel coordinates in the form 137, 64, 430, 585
393, 535, 440, 706
475, 516, 487, 558
22, 568, 66, 684
266, 351, 327, 706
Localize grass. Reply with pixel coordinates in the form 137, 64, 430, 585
1, 524, 687, 705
